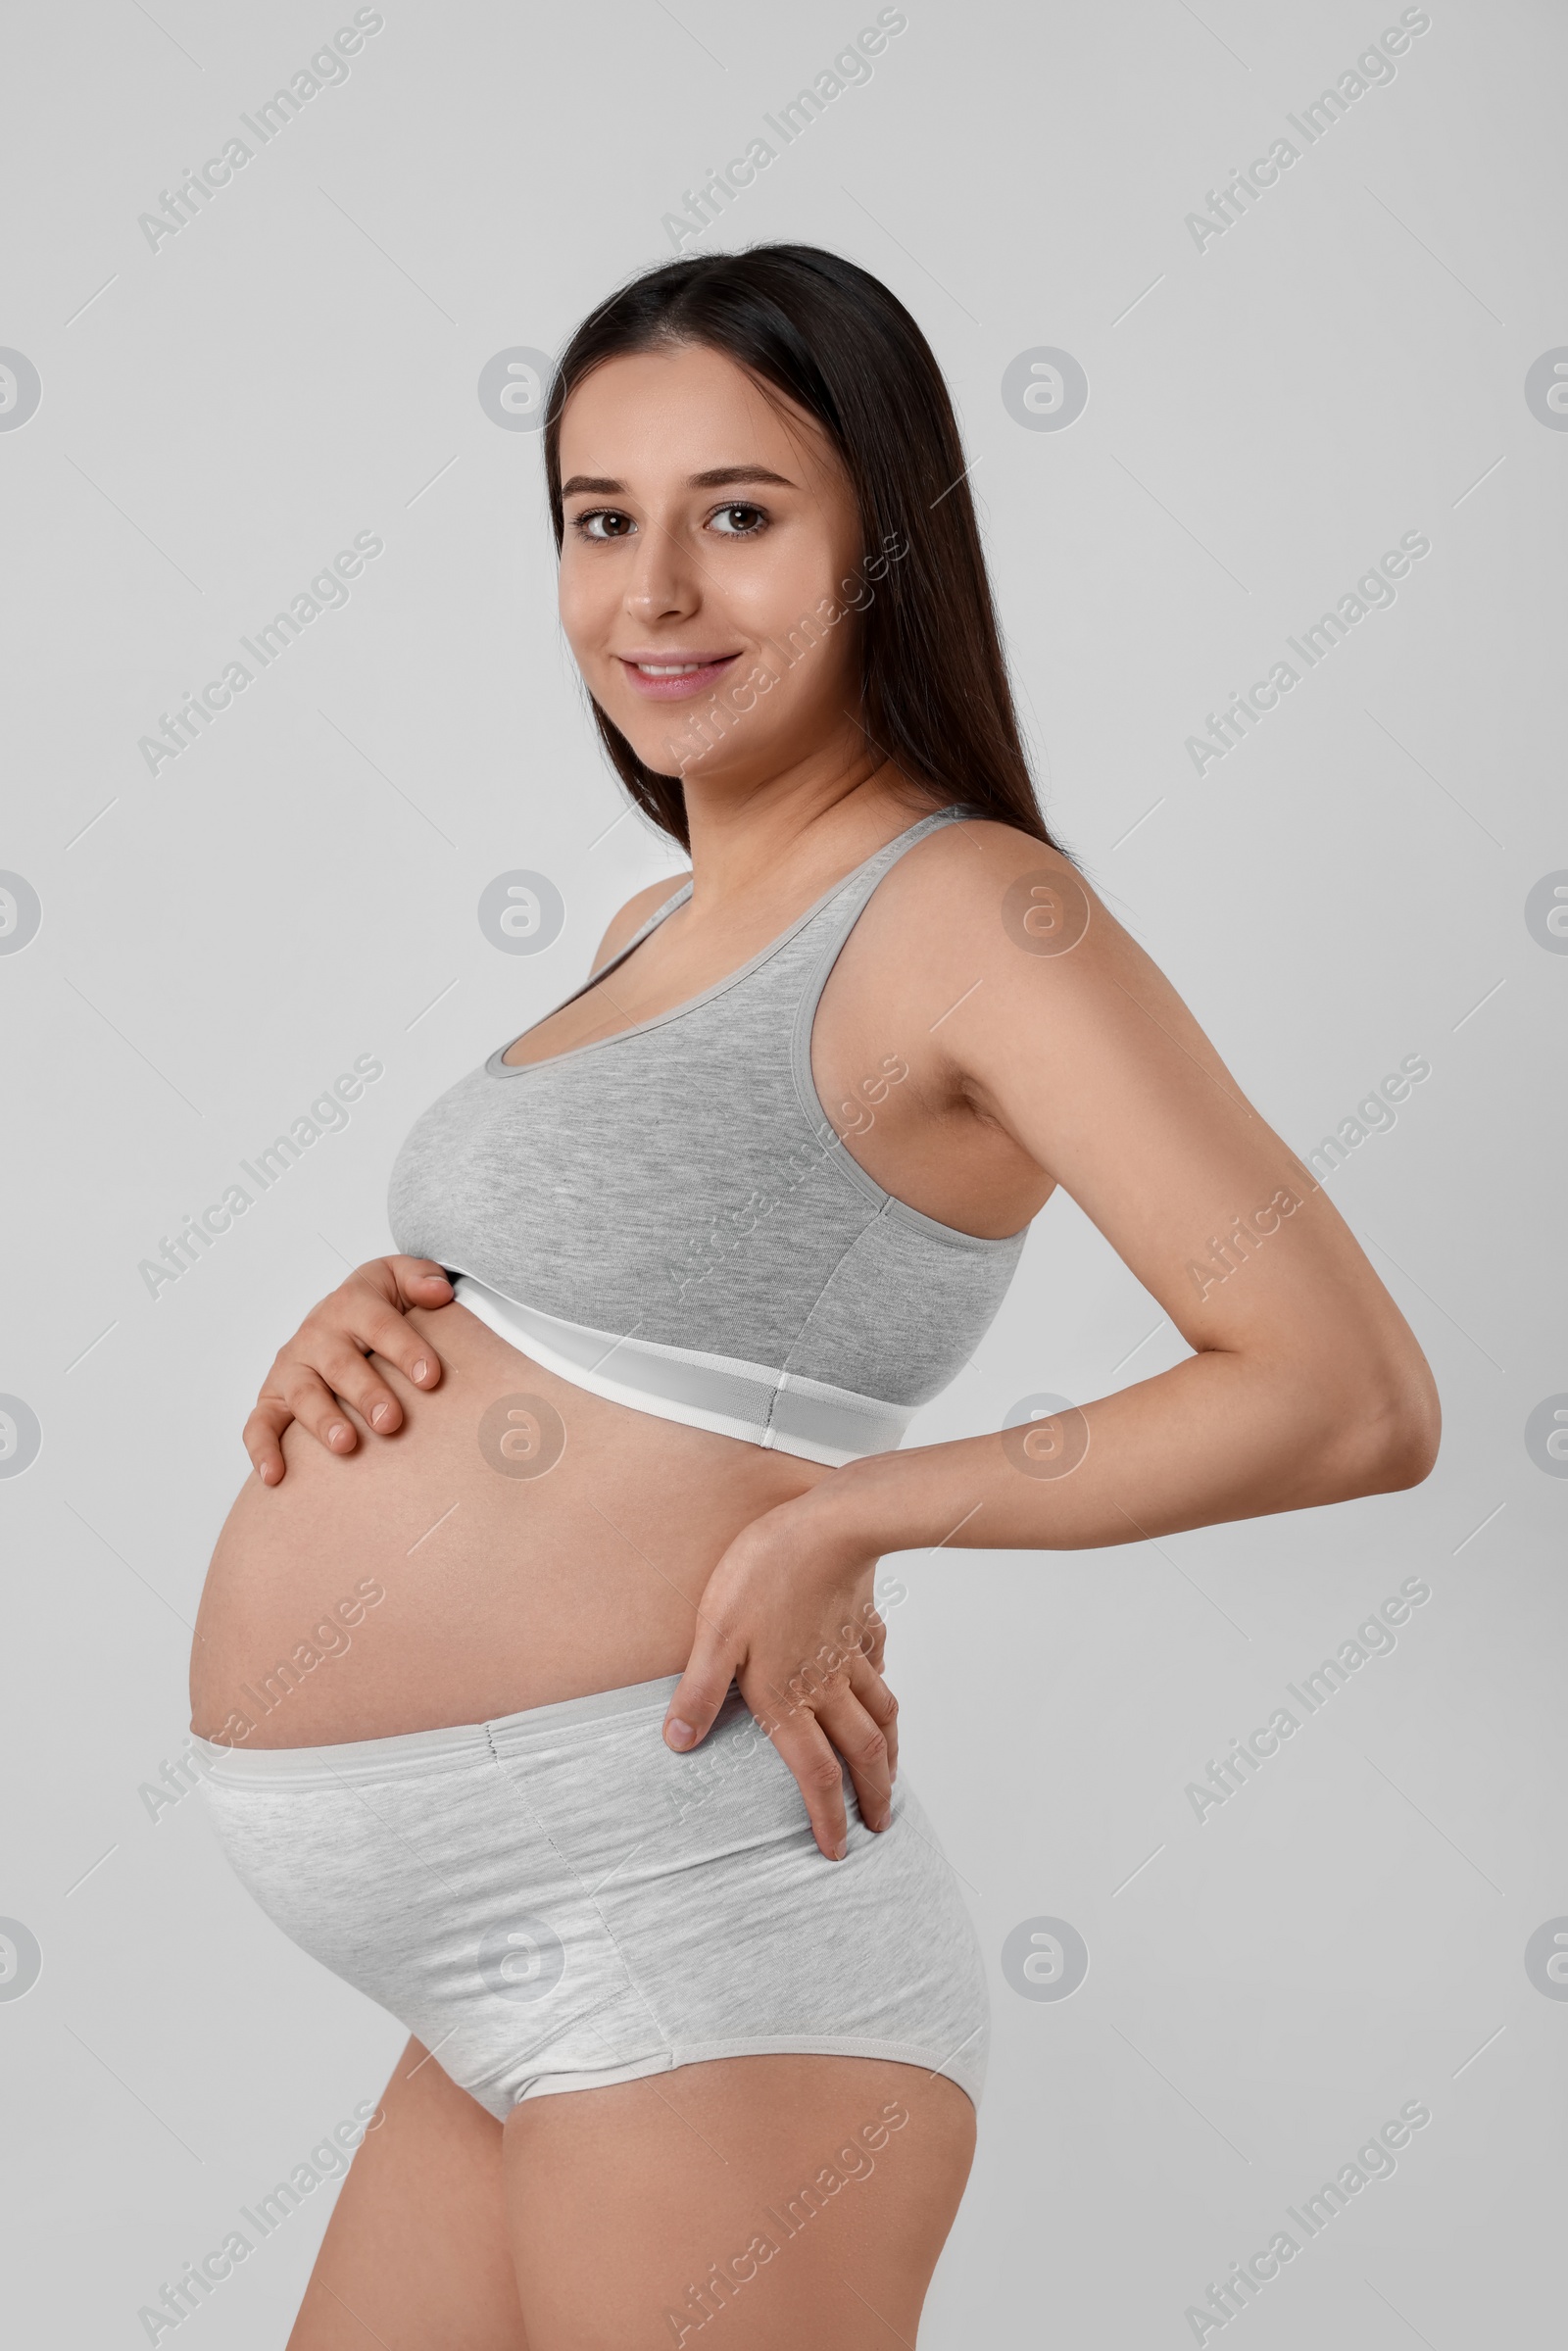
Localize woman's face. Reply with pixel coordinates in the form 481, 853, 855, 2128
556, 341, 868, 790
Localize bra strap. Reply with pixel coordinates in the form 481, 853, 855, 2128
786, 803, 976, 1144
807, 803, 975, 969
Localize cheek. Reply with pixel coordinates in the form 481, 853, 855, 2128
732, 542, 861, 682
754, 522, 857, 634
556, 557, 622, 679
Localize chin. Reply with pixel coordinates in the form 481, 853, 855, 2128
625, 724, 688, 774
622, 714, 716, 775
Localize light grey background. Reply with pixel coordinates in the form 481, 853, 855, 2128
2, 0, 1563, 2341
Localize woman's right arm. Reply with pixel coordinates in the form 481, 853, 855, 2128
242, 1257, 455, 1486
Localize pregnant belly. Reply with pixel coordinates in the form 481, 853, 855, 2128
189, 1298, 828, 1748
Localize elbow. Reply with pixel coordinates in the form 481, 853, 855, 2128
1337, 1358, 1443, 1496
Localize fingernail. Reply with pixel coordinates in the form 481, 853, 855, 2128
665, 1719, 695, 1749
833, 1837, 849, 1861
873, 1812, 892, 1833
370, 1402, 394, 1429
328, 1421, 351, 1447
413, 1359, 430, 1382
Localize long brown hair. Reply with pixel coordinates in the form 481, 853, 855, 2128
542, 243, 1062, 855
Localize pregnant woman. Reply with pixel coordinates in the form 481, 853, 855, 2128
189, 245, 1439, 2350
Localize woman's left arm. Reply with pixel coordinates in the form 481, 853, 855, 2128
664, 827, 1441, 1846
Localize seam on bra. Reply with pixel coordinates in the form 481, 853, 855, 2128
765, 1207, 892, 1439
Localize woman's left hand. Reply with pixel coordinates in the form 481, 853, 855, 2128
662, 1486, 900, 1861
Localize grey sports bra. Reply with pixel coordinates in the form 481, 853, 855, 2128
386, 805, 1029, 1465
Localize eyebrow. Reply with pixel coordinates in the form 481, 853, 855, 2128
560, 465, 797, 496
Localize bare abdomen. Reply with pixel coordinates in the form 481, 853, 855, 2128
189, 1300, 827, 1748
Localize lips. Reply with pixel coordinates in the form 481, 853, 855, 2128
616, 653, 741, 702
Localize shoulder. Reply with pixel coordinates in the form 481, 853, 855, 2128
883, 812, 1162, 1027
898, 816, 1235, 1100
590, 870, 691, 972
910, 813, 1077, 886
897, 814, 1111, 955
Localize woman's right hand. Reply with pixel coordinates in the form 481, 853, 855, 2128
242, 1257, 455, 1487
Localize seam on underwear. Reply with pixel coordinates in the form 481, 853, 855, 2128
481, 1746, 679, 2060
466, 1981, 668, 2105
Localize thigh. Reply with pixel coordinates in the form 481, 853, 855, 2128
503, 2054, 977, 2350
287, 2036, 530, 2351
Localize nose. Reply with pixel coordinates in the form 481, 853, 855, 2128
623, 512, 701, 628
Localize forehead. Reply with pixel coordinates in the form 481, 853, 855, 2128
558, 342, 838, 486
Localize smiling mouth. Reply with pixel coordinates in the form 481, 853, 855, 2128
616, 653, 742, 701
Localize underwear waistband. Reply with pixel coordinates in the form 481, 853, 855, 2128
189, 1670, 700, 1786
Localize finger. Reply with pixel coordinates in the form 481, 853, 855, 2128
285, 1332, 405, 1435
272, 1368, 362, 1456
385, 1255, 455, 1314
763, 1702, 852, 1860
849, 1647, 899, 1786
344, 1274, 446, 1392
362, 1306, 444, 1396
663, 1617, 743, 1753
825, 1596, 880, 1673
242, 1399, 293, 1487
815, 1679, 895, 1837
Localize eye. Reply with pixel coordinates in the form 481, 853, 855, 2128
709, 503, 768, 537
571, 507, 635, 542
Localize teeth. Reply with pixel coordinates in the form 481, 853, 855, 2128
636, 662, 708, 675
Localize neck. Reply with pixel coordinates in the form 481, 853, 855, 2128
679, 735, 941, 910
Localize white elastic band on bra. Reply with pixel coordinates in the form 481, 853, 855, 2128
451, 1274, 910, 1467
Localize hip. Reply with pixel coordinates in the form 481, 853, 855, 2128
192, 1672, 990, 2118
